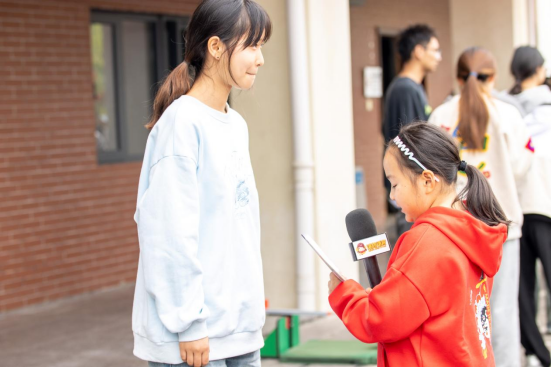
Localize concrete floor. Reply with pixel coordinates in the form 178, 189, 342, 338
0, 284, 361, 367
1, 280, 551, 367
0, 285, 145, 367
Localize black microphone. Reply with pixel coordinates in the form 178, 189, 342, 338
345, 209, 389, 288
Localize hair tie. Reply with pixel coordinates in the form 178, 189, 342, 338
458, 160, 468, 172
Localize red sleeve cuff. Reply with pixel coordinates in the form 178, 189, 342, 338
329, 279, 366, 316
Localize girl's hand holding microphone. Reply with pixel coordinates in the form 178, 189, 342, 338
179, 337, 209, 367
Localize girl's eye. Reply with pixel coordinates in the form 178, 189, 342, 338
392, 184, 397, 189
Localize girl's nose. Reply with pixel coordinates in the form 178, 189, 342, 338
256, 50, 264, 67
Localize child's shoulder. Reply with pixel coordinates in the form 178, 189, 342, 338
393, 223, 466, 270
152, 96, 200, 133
147, 97, 203, 163
398, 222, 440, 249
172, 96, 208, 123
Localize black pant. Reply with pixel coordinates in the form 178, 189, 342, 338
519, 214, 551, 366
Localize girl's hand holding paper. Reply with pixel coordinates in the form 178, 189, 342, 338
328, 272, 344, 295
301, 234, 347, 282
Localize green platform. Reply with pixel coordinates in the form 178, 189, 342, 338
279, 340, 378, 365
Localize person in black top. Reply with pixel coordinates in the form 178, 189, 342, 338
383, 25, 441, 144
383, 24, 441, 235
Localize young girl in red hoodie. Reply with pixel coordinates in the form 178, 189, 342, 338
328, 122, 509, 366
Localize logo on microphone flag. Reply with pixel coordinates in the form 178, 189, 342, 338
349, 233, 391, 261
356, 243, 368, 255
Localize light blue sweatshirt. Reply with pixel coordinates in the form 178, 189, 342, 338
132, 96, 265, 363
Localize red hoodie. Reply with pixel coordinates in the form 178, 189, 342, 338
329, 207, 507, 367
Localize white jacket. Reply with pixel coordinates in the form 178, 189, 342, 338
429, 95, 534, 240
512, 86, 551, 218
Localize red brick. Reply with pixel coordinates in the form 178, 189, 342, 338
0, 0, 201, 313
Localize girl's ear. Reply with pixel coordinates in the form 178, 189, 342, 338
421, 170, 438, 194
207, 36, 223, 59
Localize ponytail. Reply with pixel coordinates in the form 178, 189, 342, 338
458, 73, 489, 150
509, 46, 545, 95
146, 61, 193, 130
455, 164, 511, 227
509, 80, 523, 95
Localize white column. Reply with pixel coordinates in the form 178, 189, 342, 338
305, 0, 358, 310
286, 0, 316, 311
536, 0, 551, 72
512, 0, 530, 47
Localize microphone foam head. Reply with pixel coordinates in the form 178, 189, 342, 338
345, 208, 377, 242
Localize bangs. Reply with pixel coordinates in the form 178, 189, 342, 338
238, 0, 272, 48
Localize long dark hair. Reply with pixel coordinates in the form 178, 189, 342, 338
387, 122, 510, 227
456, 47, 496, 150
509, 46, 545, 95
146, 0, 272, 129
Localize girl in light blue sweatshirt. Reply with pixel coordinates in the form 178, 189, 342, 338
132, 1, 272, 367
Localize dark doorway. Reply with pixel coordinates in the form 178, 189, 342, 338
381, 35, 400, 101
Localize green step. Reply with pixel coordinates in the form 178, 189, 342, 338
279, 340, 378, 365
260, 316, 300, 358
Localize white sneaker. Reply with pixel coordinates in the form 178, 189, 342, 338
526, 354, 542, 367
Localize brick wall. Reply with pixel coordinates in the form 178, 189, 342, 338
0, 0, 200, 312
349, 0, 454, 229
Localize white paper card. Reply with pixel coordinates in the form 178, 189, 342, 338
301, 234, 346, 282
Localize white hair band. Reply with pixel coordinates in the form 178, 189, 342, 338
392, 136, 440, 182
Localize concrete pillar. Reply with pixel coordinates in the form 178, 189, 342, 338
305, 0, 358, 310
536, 0, 551, 71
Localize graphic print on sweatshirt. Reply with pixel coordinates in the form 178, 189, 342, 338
453, 125, 492, 179
225, 150, 252, 213
471, 273, 492, 359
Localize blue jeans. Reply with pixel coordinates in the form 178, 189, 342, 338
148, 350, 261, 367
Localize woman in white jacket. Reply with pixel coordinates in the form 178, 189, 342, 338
429, 47, 534, 367
509, 46, 551, 368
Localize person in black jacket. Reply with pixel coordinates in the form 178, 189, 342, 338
383, 24, 441, 235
